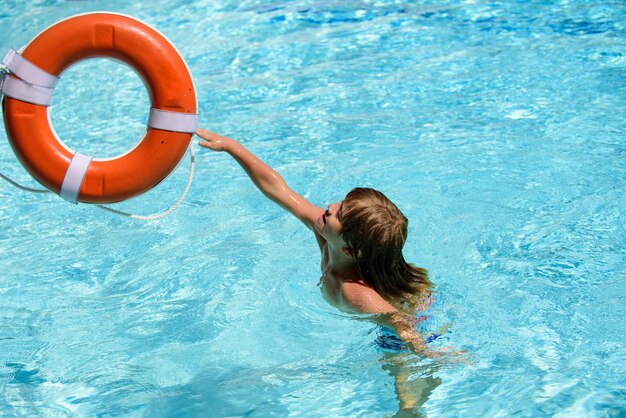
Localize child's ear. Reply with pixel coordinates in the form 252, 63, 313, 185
342, 246, 353, 257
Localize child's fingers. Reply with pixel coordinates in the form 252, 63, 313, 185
195, 128, 214, 140
195, 129, 230, 151
197, 139, 214, 149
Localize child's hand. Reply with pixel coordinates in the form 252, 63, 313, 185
426, 347, 474, 365
195, 129, 237, 152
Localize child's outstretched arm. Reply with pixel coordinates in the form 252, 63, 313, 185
196, 129, 324, 232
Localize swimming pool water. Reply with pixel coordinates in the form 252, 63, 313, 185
1, 1, 625, 416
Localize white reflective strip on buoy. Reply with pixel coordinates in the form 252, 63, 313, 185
148, 108, 198, 133
59, 153, 93, 204
2, 48, 58, 88
1, 76, 54, 106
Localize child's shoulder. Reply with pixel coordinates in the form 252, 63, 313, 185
340, 280, 397, 315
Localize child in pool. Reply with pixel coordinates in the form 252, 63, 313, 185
196, 128, 445, 358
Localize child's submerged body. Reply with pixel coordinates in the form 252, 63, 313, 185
195, 128, 447, 358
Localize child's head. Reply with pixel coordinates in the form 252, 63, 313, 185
340, 188, 433, 304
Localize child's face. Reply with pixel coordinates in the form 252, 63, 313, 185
315, 201, 346, 245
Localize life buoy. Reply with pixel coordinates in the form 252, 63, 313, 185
1, 13, 197, 204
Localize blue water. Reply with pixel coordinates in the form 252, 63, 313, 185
1, 1, 625, 416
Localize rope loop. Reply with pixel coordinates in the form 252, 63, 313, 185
0, 64, 9, 100
96, 145, 195, 220
0, 145, 195, 220
0, 172, 51, 193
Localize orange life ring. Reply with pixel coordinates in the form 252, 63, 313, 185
1, 13, 197, 204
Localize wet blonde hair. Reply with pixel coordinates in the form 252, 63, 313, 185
339, 188, 433, 308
